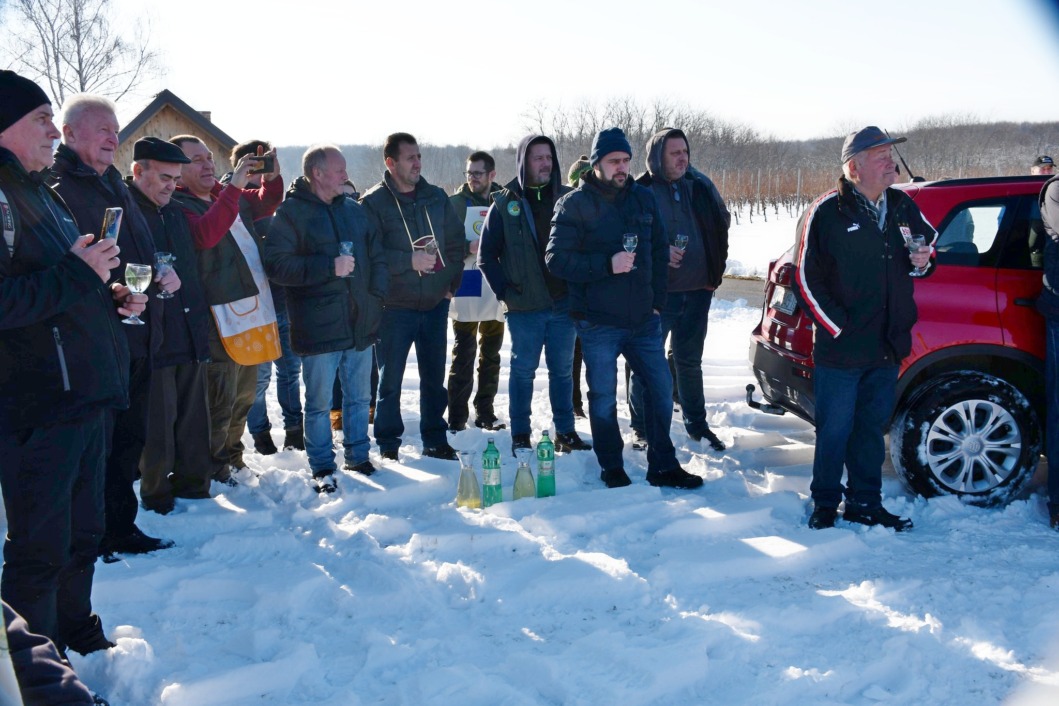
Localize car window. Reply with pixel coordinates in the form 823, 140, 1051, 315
936, 203, 1006, 266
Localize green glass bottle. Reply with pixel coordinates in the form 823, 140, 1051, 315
513, 448, 536, 500
455, 450, 481, 509
536, 430, 555, 498
481, 438, 503, 507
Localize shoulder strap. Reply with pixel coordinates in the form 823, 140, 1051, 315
0, 186, 15, 257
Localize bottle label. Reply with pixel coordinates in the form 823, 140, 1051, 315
538, 460, 554, 477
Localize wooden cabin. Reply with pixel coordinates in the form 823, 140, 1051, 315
116, 90, 237, 176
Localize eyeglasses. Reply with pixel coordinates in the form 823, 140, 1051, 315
466, 171, 488, 179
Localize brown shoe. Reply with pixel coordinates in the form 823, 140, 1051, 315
330, 410, 342, 431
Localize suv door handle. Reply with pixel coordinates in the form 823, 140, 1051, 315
1014, 298, 1036, 307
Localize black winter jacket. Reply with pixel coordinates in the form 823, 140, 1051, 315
266, 177, 388, 355
129, 184, 211, 367
1037, 176, 1059, 319
636, 127, 730, 290
479, 135, 571, 311
360, 172, 464, 311
0, 148, 129, 431
49, 143, 163, 360
546, 172, 668, 329
792, 177, 937, 368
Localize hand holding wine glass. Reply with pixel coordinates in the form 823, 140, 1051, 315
154, 252, 177, 298
907, 235, 929, 277
122, 263, 152, 325
623, 233, 638, 271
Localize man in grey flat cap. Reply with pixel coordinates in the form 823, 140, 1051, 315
792, 126, 936, 532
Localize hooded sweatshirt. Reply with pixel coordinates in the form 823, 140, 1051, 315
478, 135, 571, 310
636, 128, 731, 291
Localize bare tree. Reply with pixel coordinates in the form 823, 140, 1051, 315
1, 0, 159, 104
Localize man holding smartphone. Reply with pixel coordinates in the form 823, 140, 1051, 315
0, 71, 145, 656
50, 93, 181, 559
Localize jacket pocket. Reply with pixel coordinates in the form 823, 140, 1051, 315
52, 327, 71, 392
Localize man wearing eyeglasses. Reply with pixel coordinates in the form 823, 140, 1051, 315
479, 135, 592, 456
447, 152, 505, 433
627, 128, 730, 454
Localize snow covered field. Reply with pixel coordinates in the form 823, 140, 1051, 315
7, 210, 1059, 704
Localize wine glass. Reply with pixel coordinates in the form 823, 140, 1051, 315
339, 241, 354, 278
154, 252, 175, 299
122, 263, 152, 325
673, 234, 689, 251
422, 239, 438, 275
623, 233, 638, 271
907, 234, 928, 277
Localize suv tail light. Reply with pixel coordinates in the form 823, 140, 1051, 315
774, 263, 794, 286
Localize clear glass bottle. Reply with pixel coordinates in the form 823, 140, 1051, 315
513, 448, 536, 500
455, 450, 481, 509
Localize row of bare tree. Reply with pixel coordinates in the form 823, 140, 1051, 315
277, 99, 1059, 221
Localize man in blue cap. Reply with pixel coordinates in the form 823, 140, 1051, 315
547, 127, 702, 490
792, 126, 936, 531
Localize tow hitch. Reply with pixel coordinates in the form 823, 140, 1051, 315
745, 384, 786, 415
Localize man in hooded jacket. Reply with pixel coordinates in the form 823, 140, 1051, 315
627, 128, 730, 452
479, 135, 592, 456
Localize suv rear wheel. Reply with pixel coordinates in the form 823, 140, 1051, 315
889, 372, 1041, 506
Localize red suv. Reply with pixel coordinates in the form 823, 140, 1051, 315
749, 175, 1049, 505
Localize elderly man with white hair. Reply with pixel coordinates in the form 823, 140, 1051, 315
49, 93, 179, 560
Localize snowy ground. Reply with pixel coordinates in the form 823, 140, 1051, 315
8, 210, 1059, 704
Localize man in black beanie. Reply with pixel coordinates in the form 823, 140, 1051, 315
0, 71, 145, 655
546, 127, 703, 490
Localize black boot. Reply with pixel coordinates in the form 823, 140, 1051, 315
283, 426, 305, 451
252, 430, 278, 455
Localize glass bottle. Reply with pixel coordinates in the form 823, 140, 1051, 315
455, 450, 481, 509
513, 448, 536, 500
481, 438, 503, 507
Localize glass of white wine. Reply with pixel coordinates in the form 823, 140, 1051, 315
122, 263, 152, 325
623, 233, 638, 271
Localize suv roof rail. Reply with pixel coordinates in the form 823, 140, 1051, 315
918, 175, 1051, 188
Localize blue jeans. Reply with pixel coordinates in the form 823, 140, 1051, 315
247, 307, 302, 433
577, 315, 678, 474
374, 299, 450, 452
506, 298, 576, 437
810, 363, 898, 509
302, 347, 373, 475
630, 289, 714, 436
1046, 316, 1059, 514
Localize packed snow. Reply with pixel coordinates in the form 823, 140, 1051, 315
5, 209, 1059, 705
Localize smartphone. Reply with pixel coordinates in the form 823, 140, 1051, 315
248, 155, 275, 175
99, 207, 123, 244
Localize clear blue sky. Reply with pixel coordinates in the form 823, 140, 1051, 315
114, 0, 1059, 148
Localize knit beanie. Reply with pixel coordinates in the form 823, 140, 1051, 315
0, 71, 51, 133
567, 155, 591, 186
590, 127, 632, 165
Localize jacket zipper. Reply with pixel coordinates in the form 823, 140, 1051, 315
52, 327, 71, 391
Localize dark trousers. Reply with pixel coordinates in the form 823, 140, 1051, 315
577, 315, 679, 474
0, 410, 106, 650
1046, 316, 1059, 513
374, 299, 450, 452
572, 337, 585, 412
140, 361, 213, 504
630, 289, 714, 436
810, 364, 898, 509
447, 319, 504, 427
102, 356, 151, 539
206, 360, 258, 477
